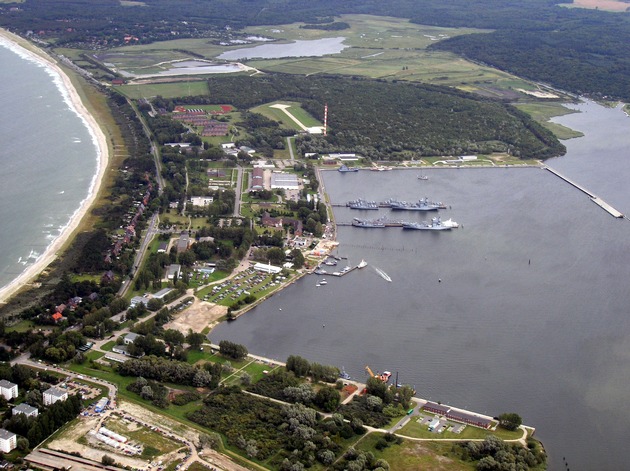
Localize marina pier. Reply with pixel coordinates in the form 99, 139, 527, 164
544, 166, 624, 218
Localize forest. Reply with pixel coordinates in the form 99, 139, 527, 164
204, 74, 565, 159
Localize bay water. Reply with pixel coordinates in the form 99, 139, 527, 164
0, 41, 98, 293
213, 101, 630, 470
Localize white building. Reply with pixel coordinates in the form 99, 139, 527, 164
43, 387, 68, 406
0, 429, 16, 453
12, 403, 38, 418
0, 380, 18, 401
166, 264, 181, 280
253, 160, 275, 169
270, 172, 299, 190
124, 332, 141, 345
221, 142, 236, 149
130, 296, 150, 308
253, 262, 282, 274
152, 288, 173, 301
190, 196, 214, 207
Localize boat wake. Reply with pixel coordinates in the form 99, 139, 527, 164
374, 266, 392, 282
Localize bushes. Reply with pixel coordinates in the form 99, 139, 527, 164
218, 340, 248, 360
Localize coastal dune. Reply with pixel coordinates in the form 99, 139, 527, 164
0, 29, 109, 305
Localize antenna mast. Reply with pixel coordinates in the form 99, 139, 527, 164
324, 103, 328, 136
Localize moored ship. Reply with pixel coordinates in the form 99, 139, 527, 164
338, 164, 359, 172
347, 198, 379, 210
402, 217, 453, 231
390, 197, 445, 211
352, 217, 386, 228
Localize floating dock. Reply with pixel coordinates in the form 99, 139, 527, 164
544, 166, 623, 218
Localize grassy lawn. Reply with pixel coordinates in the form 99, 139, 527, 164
251, 101, 322, 130
117, 81, 210, 99
221, 359, 280, 386
514, 102, 584, 139
5, 320, 35, 333
400, 415, 522, 441
355, 432, 475, 471
85, 350, 105, 361
101, 340, 117, 352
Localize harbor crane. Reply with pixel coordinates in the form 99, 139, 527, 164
365, 365, 392, 382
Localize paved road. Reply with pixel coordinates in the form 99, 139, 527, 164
118, 211, 159, 297
233, 165, 243, 217
287, 136, 296, 162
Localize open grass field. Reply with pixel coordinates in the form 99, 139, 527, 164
251, 101, 322, 130
514, 103, 584, 140
86, 15, 535, 99
116, 80, 209, 99
356, 433, 475, 471
400, 415, 522, 441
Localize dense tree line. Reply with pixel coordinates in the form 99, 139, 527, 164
187, 386, 362, 467
204, 75, 564, 159
458, 435, 546, 470
117, 355, 218, 387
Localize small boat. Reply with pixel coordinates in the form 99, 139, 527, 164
339, 367, 351, 380
357, 259, 368, 269
418, 173, 428, 181
316, 283, 321, 287
320, 280, 328, 285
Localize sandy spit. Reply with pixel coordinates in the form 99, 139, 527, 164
0, 29, 109, 304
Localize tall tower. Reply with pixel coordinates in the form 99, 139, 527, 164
324, 103, 328, 137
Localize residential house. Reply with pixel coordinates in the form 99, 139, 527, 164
43, 387, 67, 406
12, 403, 38, 418
0, 380, 17, 401
0, 429, 16, 453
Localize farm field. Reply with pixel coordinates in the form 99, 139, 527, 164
117, 80, 210, 99
86, 14, 538, 98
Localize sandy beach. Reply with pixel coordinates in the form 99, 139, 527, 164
0, 29, 109, 304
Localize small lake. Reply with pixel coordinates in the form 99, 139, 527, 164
217, 37, 348, 60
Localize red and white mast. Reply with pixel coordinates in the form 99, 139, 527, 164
323, 103, 328, 136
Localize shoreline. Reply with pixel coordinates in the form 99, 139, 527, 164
0, 29, 110, 305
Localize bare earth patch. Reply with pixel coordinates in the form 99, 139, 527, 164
164, 299, 227, 334
47, 416, 149, 469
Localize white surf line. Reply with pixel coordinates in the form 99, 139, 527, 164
269, 103, 309, 131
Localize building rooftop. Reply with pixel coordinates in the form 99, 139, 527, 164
125, 332, 140, 343
44, 387, 67, 398
12, 403, 37, 415
0, 380, 16, 390
0, 429, 15, 441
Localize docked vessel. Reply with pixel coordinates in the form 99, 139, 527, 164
402, 217, 453, 231
352, 217, 386, 228
347, 198, 379, 210
390, 197, 445, 211
418, 173, 428, 181
338, 164, 359, 173
357, 259, 368, 269
441, 218, 460, 228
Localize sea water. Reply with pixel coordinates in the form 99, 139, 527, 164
212, 101, 630, 470
0, 40, 98, 292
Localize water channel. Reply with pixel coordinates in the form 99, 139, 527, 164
212, 100, 630, 470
